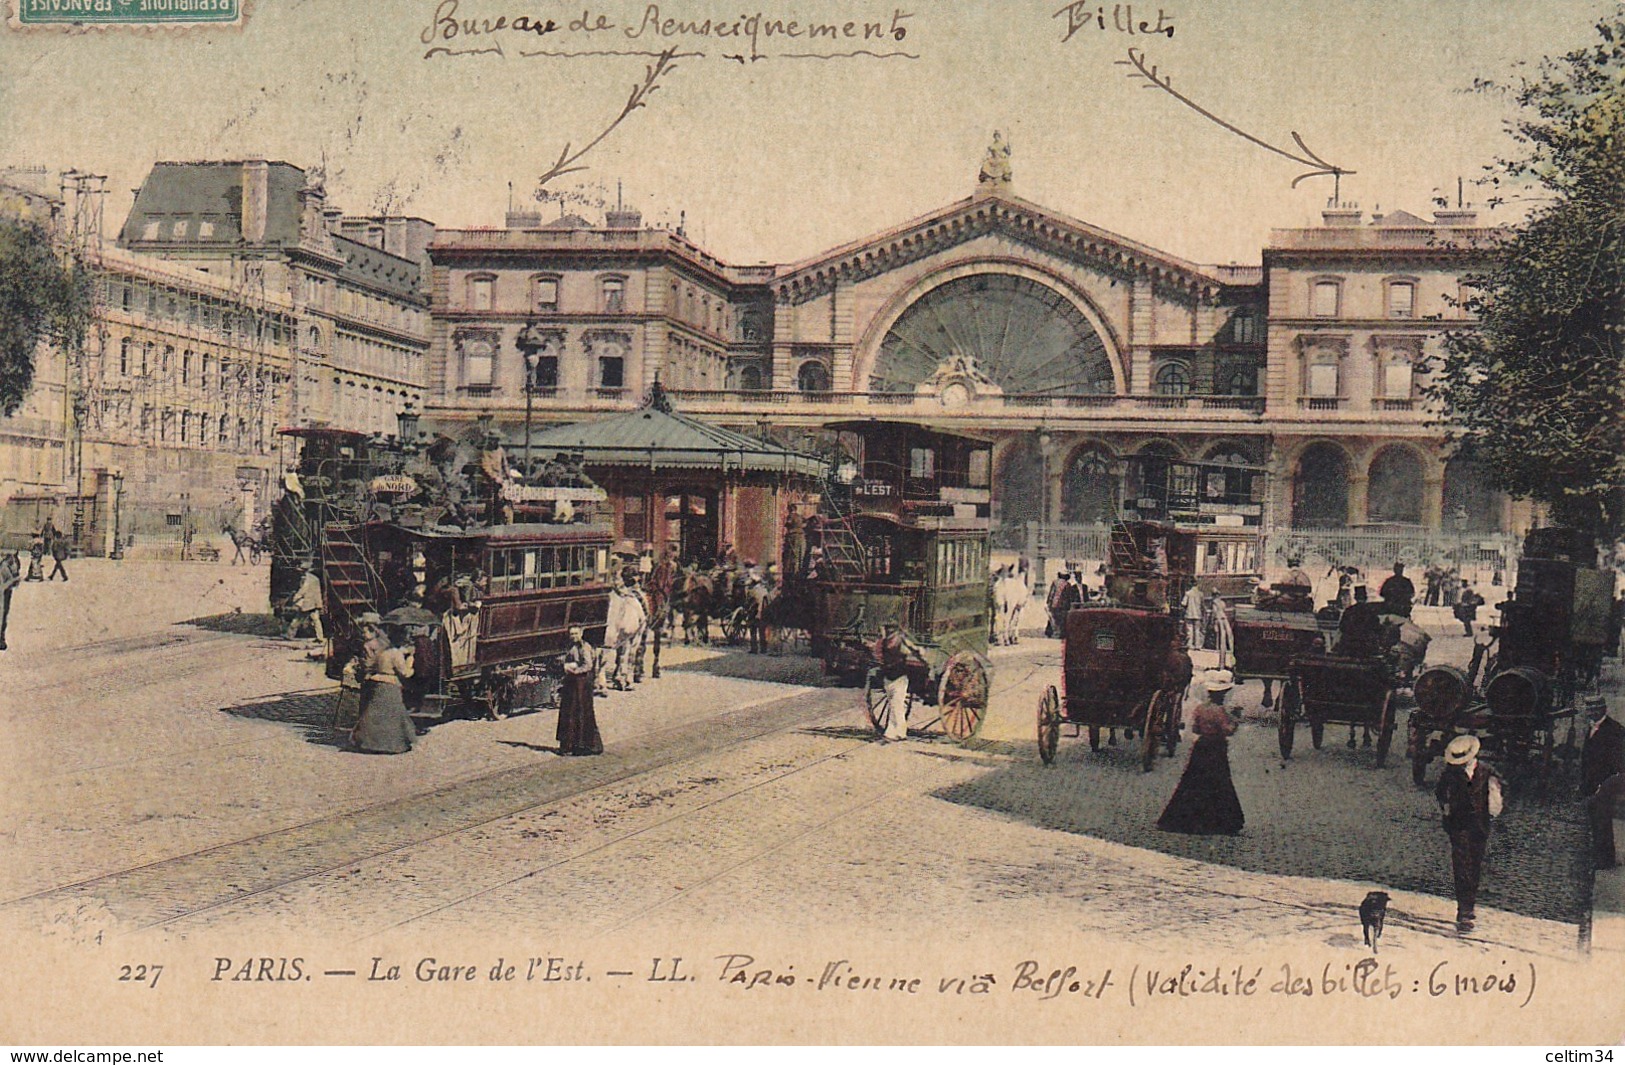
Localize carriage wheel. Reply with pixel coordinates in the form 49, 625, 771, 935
863, 670, 896, 738
938, 652, 989, 743
1374, 691, 1396, 768
1139, 695, 1164, 773
1037, 685, 1061, 766
1277, 682, 1296, 760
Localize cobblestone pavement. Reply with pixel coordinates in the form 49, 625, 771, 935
0, 562, 1594, 962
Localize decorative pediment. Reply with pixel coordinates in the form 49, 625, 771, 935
1294, 334, 1351, 360
772, 192, 1233, 307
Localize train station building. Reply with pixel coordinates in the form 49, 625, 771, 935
424, 152, 1533, 575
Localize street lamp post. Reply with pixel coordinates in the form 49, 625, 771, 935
514, 320, 544, 479
109, 470, 124, 560
1035, 426, 1055, 603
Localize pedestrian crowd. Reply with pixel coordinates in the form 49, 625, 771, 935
1, 518, 75, 652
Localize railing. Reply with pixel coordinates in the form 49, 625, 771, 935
1374, 398, 1415, 411
663, 389, 1267, 414
1299, 397, 1344, 411
1263, 528, 1518, 585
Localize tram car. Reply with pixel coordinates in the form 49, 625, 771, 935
1409, 526, 1608, 784
809, 421, 992, 742
275, 422, 614, 720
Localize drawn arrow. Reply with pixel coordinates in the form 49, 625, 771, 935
1116, 47, 1355, 189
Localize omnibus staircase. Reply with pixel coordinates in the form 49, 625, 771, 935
320, 522, 384, 633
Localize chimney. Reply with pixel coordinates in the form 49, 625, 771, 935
1321, 202, 1362, 227
241, 160, 270, 243
322, 206, 344, 235
384, 217, 407, 257
605, 207, 642, 229
505, 208, 541, 228
1432, 208, 1479, 227
366, 222, 385, 249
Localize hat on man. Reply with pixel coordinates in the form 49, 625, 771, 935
357, 611, 383, 627
1057, 570, 1072, 579
1584, 695, 1611, 718
1444, 734, 1481, 766
1202, 669, 1234, 693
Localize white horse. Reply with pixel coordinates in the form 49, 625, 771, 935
598, 587, 649, 692
992, 565, 1032, 646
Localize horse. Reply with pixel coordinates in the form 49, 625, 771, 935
673, 567, 715, 645
645, 556, 677, 678
220, 521, 264, 565
598, 586, 649, 692
992, 565, 1032, 646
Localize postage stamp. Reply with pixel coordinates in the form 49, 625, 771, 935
10, 0, 240, 26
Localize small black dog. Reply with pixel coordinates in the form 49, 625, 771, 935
1360, 891, 1392, 953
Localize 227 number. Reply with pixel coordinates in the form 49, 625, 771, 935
118, 964, 163, 988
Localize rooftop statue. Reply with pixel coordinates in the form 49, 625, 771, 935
978, 131, 1013, 189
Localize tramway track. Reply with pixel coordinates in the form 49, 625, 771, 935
0, 683, 855, 928
148, 660, 1037, 939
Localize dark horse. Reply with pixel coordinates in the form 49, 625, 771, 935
645, 556, 678, 678
673, 566, 716, 646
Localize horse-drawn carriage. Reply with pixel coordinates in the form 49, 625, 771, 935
809, 421, 994, 743
1407, 526, 1608, 785
1037, 605, 1188, 771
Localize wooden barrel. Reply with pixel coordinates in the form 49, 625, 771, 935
1414, 665, 1471, 721
1485, 666, 1550, 718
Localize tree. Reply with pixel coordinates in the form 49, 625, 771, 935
0, 217, 91, 418
1428, 7, 1625, 538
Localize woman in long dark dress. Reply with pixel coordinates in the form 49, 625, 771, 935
556, 626, 603, 756
1157, 669, 1244, 835
352, 623, 416, 754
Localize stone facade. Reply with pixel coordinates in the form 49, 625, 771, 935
424, 183, 1529, 545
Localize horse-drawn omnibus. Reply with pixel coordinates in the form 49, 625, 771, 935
274, 423, 615, 721
808, 421, 993, 742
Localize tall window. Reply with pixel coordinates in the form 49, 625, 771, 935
1307, 362, 1340, 397
182, 350, 192, 385
599, 355, 625, 389
1153, 361, 1191, 395
533, 355, 558, 390
119, 338, 130, 375
533, 276, 559, 313
737, 365, 762, 391
1387, 280, 1416, 319
1311, 279, 1342, 318
797, 361, 831, 393
1233, 309, 1260, 344
460, 335, 496, 387
1382, 354, 1414, 398
468, 276, 494, 311
601, 277, 626, 313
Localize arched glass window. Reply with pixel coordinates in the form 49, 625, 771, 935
796, 361, 831, 393
738, 365, 763, 391
1153, 361, 1191, 395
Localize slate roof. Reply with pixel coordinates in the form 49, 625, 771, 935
528, 406, 827, 478
119, 161, 423, 299
120, 160, 307, 247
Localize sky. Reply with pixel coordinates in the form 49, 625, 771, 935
0, 0, 1612, 267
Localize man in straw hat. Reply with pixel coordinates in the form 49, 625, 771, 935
1580, 695, 1624, 868
1434, 734, 1503, 933
1157, 669, 1243, 835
